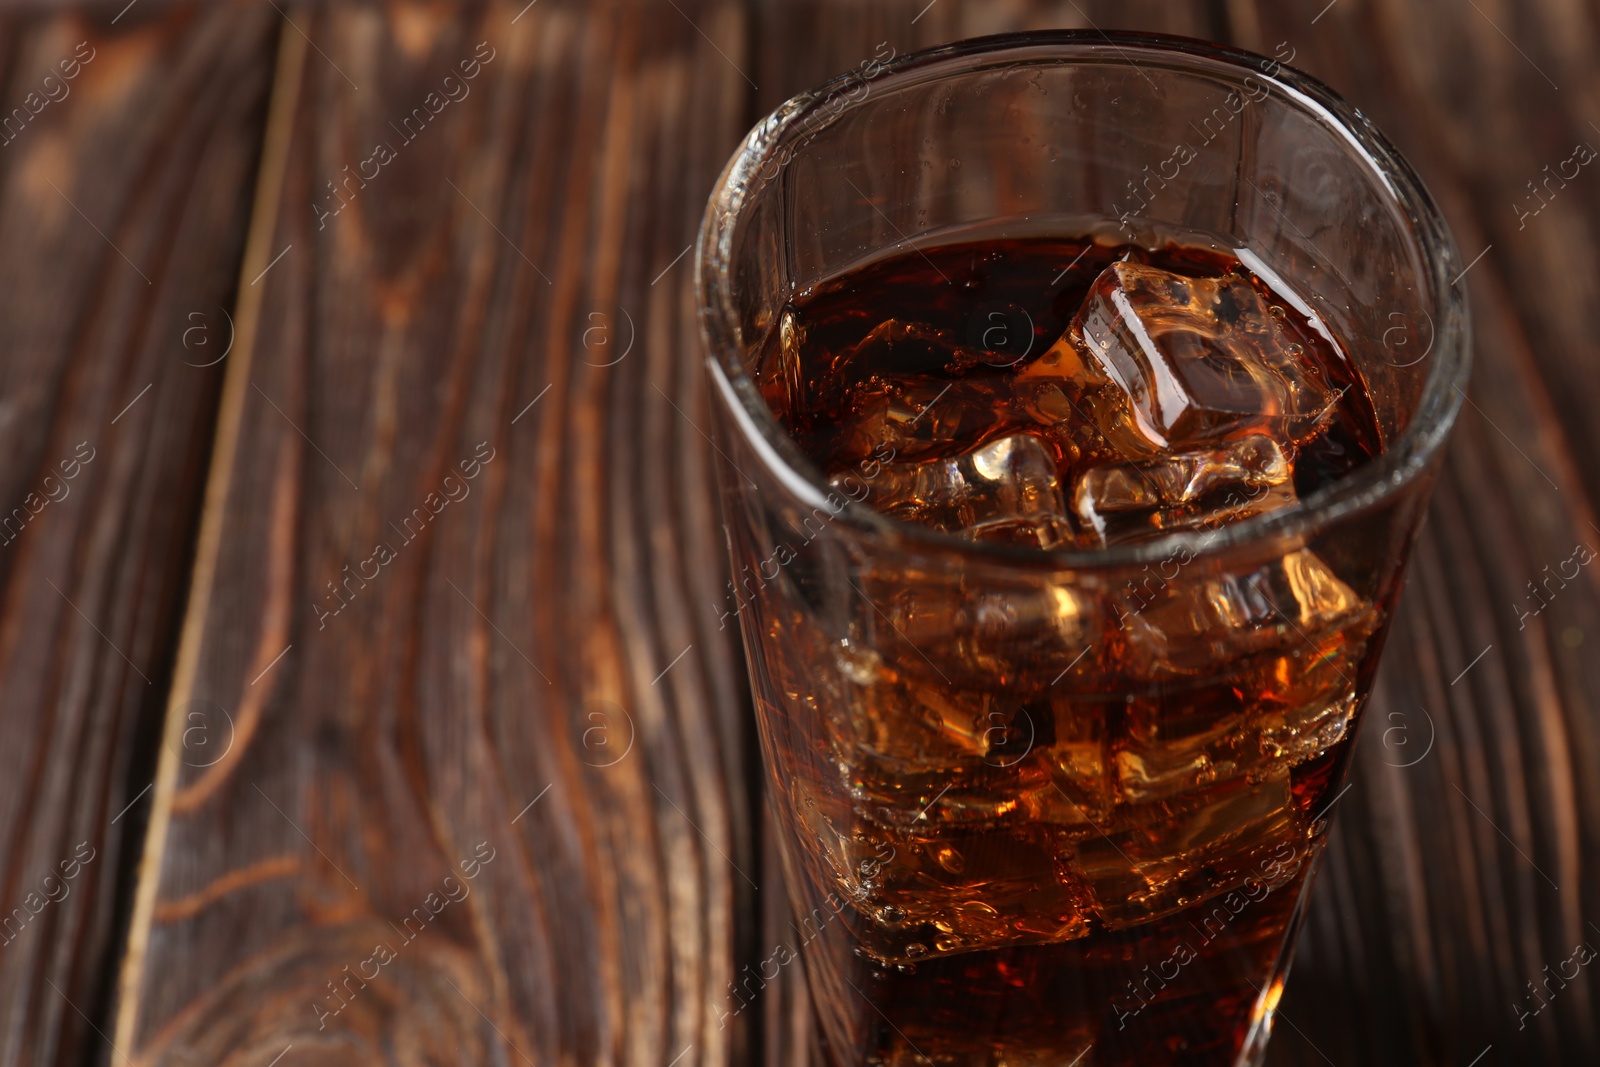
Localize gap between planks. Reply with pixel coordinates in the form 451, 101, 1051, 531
111, 18, 310, 1056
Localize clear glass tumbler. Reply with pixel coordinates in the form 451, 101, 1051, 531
696, 31, 1468, 1067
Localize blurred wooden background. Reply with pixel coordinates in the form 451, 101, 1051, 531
0, 0, 1596, 1065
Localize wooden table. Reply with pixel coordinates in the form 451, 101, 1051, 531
2, 1, 1596, 1064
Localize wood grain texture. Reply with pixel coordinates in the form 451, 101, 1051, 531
114, 2, 755, 1065
86, 2, 1600, 1067
0, 5, 274, 1067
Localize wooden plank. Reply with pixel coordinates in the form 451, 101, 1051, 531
100, 3, 1600, 1067
751, 0, 1226, 116
0, 5, 275, 1067
113, 2, 756, 1065
1221, 3, 1600, 1064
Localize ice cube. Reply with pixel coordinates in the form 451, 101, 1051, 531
1072, 771, 1301, 928
1114, 547, 1371, 679
827, 637, 1058, 816
1011, 694, 1116, 825
860, 829, 1093, 962
836, 432, 1075, 549
845, 660, 996, 768
1073, 433, 1298, 545
819, 374, 1010, 469
1115, 690, 1255, 803
1018, 262, 1336, 459
1259, 689, 1362, 762
851, 563, 1092, 691
788, 777, 885, 899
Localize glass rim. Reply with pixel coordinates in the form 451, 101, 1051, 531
695, 29, 1471, 569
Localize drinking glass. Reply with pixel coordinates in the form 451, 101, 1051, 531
695, 31, 1468, 1067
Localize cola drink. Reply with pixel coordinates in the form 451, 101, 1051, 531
740, 233, 1387, 1066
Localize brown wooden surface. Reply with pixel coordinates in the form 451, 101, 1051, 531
113, 3, 757, 1066
0, 6, 274, 1067
0, 0, 1596, 1065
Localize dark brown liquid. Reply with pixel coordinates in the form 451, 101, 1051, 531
749, 235, 1385, 1066
759, 235, 1380, 550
